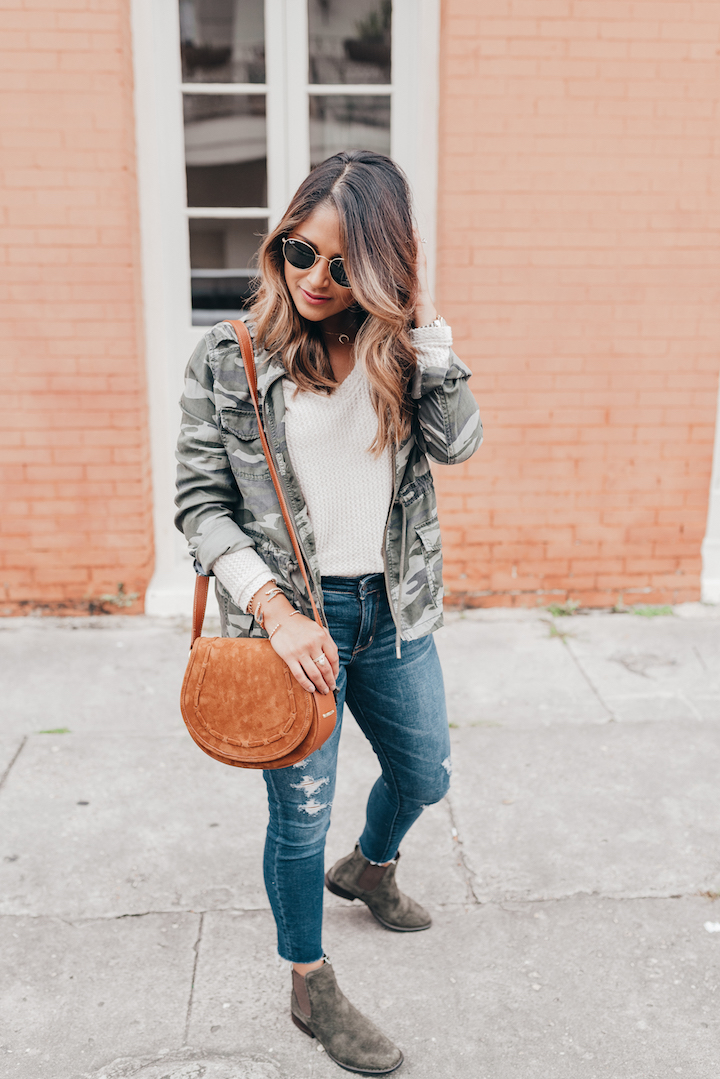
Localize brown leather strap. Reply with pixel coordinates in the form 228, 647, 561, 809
190, 319, 321, 644
191, 572, 210, 646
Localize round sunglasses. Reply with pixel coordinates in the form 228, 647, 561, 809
282, 237, 351, 289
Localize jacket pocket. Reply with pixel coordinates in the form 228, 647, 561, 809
219, 406, 270, 481
414, 516, 444, 604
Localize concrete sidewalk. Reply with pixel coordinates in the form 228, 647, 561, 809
1, 605, 719, 1079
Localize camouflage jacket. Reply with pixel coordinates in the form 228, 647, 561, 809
175, 319, 482, 646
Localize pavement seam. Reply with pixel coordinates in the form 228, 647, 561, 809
0, 736, 27, 794
184, 910, 204, 1046
556, 629, 618, 721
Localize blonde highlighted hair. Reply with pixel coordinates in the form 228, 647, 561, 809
251, 151, 419, 453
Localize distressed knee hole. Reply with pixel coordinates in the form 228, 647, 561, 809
290, 774, 332, 816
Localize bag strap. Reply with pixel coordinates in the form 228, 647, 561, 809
191, 319, 321, 645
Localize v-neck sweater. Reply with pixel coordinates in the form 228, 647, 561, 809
213, 322, 453, 612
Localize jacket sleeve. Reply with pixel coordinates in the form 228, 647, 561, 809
174, 335, 256, 574
410, 349, 483, 465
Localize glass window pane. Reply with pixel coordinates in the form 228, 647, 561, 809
189, 217, 266, 325
184, 95, 267, 208
179, 0, 265, 83
308, 0, 391, 85
310, 95, 390, 167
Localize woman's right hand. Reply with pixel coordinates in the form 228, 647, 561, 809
249, 585, 338, 695
269, 611, 339, 696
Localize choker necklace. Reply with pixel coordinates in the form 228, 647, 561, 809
324, 328, 354, 345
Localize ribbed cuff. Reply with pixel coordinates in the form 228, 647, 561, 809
212, 548, 275, 612
411, 323, 453, 369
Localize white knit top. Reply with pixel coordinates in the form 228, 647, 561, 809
213, 322, 453, 611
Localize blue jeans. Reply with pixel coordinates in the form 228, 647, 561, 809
262, 574, 451, 963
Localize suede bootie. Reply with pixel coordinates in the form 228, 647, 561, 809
291, 960, 403, 1075
325, 844, 432, 932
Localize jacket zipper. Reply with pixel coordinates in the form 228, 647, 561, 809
382, 442, 404, 658
261, 390, 328, 629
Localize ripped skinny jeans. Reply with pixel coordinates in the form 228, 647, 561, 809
262, 573, 451, 963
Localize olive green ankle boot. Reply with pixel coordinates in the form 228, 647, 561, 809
325, 844, 432, 932
291, 960, 403, 1075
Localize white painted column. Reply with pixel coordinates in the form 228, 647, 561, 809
130, 0, 214, 617
392, 0, 441, 294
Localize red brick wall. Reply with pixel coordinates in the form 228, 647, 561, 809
436, 0, 720, 607
0, 0, 152, 615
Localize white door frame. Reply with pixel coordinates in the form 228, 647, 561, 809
131, 0, 441, 616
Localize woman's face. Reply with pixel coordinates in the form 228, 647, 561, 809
283, 203, 355, 324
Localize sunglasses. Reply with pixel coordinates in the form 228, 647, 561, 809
282, 237, 351, 289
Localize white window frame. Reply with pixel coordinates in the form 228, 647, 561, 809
131, 0, 440, 615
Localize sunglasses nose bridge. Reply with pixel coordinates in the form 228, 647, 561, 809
306, 253, 331, 286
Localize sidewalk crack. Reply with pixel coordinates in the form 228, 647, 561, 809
445, 793, 480, 905
184, 911, 204, 1045
0, 737, 27, 794
560, 633, 617, 721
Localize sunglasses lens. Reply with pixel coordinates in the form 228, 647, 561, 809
284, 238, 315, 270
330, 260, 351, 288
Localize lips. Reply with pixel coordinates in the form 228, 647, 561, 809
300, 287, 332, 304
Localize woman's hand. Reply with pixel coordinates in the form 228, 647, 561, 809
248, 585, 339, 695
270, 612, 339, 696
413, 227, 438, 328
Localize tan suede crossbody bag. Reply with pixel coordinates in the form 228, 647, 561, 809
180, 319, 337, 769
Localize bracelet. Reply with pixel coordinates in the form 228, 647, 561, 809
263, 586, 284, 603
267, 609, 301, 640
247, 580, 276, 616
414, 315, 446, 330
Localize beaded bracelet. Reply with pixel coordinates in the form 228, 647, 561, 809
267, 609, 301, 641
247, 580, 276, 617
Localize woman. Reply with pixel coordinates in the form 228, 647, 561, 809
175, 150, 482, 1075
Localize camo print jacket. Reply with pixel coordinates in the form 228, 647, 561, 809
175, 318, 482, 645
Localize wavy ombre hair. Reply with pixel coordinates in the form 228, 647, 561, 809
251, 151, 419, 452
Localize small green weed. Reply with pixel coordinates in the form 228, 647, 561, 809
97, 582, 139, 609
632, 605, 674, 618
546, 600, 580, 617
39, 727, 70, 734
88, 582, 140, 615
448, 721, 459, 729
